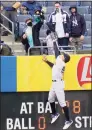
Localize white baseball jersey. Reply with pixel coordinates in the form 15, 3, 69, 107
48, 56, 66, 107
52, 56, 65, 80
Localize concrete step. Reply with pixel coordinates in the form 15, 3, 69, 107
1, 35, 27, 55
14, 51, 26, 56
13, 49, 26, 56
11, 44, 25, 56
9, 44, 24, 50
1, 35, 14, 42
1, 40, 25, 55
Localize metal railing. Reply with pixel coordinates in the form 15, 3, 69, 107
28, 46, 76, 56
0, 13, 15, 44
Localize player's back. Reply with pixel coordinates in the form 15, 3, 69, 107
52, 56, 65, 80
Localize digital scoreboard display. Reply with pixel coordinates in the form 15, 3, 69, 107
1, 91, 92, 130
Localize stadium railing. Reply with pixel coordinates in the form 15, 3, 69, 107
1, 13, 15, 44
28, 46, 76, 56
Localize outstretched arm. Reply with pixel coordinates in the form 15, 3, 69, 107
53, 41, 60, 58
42, 55, 54, 68
45, 60, 54, 68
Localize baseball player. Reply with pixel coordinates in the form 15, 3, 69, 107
43, 42, 73, 129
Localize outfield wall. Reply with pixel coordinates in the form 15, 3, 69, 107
1, 55, 91, 92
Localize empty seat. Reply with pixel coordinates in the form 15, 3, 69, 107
87, 29, 91, 36
62, 6, 70, 13
84, 14, 91, 21
19, 22, 26, 36
77, 7, 89, 14
81, 2, 91, 6
83, 36, 91, 44
40, 29, 46, 37
62, 1, 79, 6
43, 23, 48, 29
45, 14, 49, 21
46, 6, 70, 14
86, 21, 91, 29
17, 15, 31, 22
82, 44, 91, 50
46, 6, 54, 14
39, 1, 45, 6
45, 1, 55, 6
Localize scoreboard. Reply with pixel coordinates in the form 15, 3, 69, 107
1, 91, 92, 130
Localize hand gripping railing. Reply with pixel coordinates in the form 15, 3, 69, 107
0, 13, 15, 44
28, 46, 76, 56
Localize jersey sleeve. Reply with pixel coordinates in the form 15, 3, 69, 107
45, 60, 54, 68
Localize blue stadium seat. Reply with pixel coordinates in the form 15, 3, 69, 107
46, 6, 89, 14
87, 29, 91, 36
46, 6, 54, 14
46, 6, 70, 14
45, 1, 55, 6
62, 1, 80, 6
17, 15, 31, 22
86, 21, 91, 29
43, 23, 48, 29
84, 14, 91, 21
82, 36, 91, 51
81, 2, 91, 6
62, 6, 70, 13
83, 36, 91, 44
45, 14, 49, 21
40, 29, 46, 37
77, 7, 89, 14
39, 1, 45, 6
82, 44, 91, 50
19, 22, 26, 36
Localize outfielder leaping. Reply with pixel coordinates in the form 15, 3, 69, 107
43, 42, 73, 130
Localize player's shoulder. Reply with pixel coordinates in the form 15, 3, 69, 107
57, 56, 65, 64
56, 55, 61, 61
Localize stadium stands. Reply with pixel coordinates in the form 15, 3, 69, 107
17, 15, 31, 22
87, 29, 91, 36
40, 29, 46, 38
46, 6, 91, 14
40, 1, 91, 51
45, 1, 91, 7
84, 14, 91, 21
81, 1, 91, 6
84, 36, 91, 45
1, 1, 91, 55
86, 21, 91, 29
77, 6, 89, 14
45, 1, 55, 6
62, 1, 79, 6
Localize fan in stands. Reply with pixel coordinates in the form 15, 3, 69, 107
0, 41, 13, 56
69, 5, 86, 50
21, 9, 45, 55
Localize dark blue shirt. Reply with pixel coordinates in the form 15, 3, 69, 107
22, 1, 42, 15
